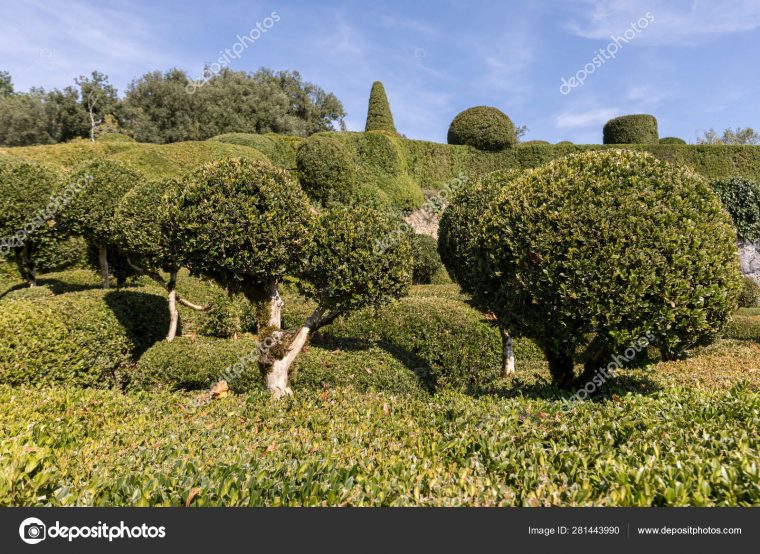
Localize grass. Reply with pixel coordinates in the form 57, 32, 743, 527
0, 268, 758, 506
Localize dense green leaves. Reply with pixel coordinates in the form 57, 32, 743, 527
711, 176, 760, 242
603, 114, 658, 144
447, 106, 516, 152
296, 135, 357, 204
410, 234, 442, 284
364, 81, 397, 134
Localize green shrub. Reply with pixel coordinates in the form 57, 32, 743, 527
199, 289, 258, 338
660, 137, 686, 145
723, 314, 760, 340
328, 295, 544, 390
410, 234, 442, 284
0, 289, 168, 387
447, 106, 516, 151
520, 140, 550, 145
738, 277, 760, 307
296, 135, 356, 204
556, 141, 574, 146
33, 235, 89, 273
364, 81, 397, 134
97, 133, 136, 143
603, 114, 658, 144
710, 176, 760, 242
470, 150, 741, 387
131, 336, 259, 392
208, 133, 297, 168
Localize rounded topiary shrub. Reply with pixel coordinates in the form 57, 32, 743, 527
739, 277, 760, 308
520, 140, 550, 146
411, 234, 442, 284
660, 137, 686, 145
296, 135, 356, 204
603, 114, 658, 144
711, 177, 760, 242
447, 106, 516, 151
130, 336, 260, 392
470, 149, 740, 387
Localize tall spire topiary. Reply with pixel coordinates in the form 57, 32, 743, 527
365, 81, 397, 134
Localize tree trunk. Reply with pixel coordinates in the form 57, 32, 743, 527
547, 349, 575, 390
98, 244, 109, 289
166, 272, 179, 342
18, 245, 37, 287
499, 324, 515, 377
266, 282, 283, 329
263, 307, 324, 399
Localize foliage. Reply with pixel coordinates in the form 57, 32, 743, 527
697, 127, 760, 145
208, 133, 299, 168
172, 158, 313, 298
471, 150, 741, 385
98, 132, 136, 143
410, 234, 442, 284
447, 106, 516, 151
660, 137, 686, 144
710, 176, 760, 242
199, 289, 259, 338
364, 81, 396, 134
603, 114, 658, 144
300, 205, 413, 315
296, 135, 356, 204
58, 158, 142, 248
0, 289, 168, 387
738, 277, 760, 308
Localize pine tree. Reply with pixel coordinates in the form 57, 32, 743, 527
364, 81, 396, 133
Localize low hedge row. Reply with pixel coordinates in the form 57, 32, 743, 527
1, 382, 756, 506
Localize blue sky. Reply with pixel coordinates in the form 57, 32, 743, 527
2, 0, 759, 143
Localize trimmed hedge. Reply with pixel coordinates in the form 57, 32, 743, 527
208, 133, 298, 169
296, 135, 357, 204
327, 295, 544, 391
711, 176, 760, 242
410, 234, 443, 284
738, 277, 760, 308
365, 81, 397, 134
660, 137, 686, 145
603, 114, 659, 144
0, 289, 168, 387
447, 106, 516, 151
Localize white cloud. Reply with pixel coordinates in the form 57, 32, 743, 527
565, 0, 760, 44
556, 106, 619, 128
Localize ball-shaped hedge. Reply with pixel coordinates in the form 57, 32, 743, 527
602, 114, 658, 144
447, 106, 516, 151
172, 158, 313, 297
738, 277, 760, 308
710, 177, 760, 242
660, 137, 686, 145
59, 158, 143, 247
299, 205, 412, 314
296, 135, 356, 204
475, 150, 741, 384
0, 156, 60, 256
410, 234, 443, 284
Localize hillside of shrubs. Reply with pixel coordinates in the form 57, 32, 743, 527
1, 84, 759, 507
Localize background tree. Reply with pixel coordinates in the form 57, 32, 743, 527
365, 81, 396, 133
697, 127, 760, 145
0, 71, 13, 96
75, 71, 119, 142
59, 159, 141, 288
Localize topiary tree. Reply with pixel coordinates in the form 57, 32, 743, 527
296, 135, 356, 204
710, 177, 760, 243
114, 177, 207, 340
439, 169, 522, 376
58, 158, 142, 288
0, 157, 61, 286
172, 158, 313, 331
660, 137, 686, 145
411, 233, 442, 284
364, 81, 397, 134
454, 150, 741, 390
603, 114, 658, 144
447, 106, 516, 151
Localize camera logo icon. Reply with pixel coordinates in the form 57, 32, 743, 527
19, 517, 46, 545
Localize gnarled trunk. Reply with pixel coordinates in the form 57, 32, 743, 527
499, 324, 515, 377
266, 282, 283, 329
98, 244, 109, 289
166, 271, 179, 342
262, 307, 325, 399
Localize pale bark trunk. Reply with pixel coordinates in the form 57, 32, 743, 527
501, 331, 515, 376
167, 272, 179, 342
98, 244, 109, 289
266, 282, 283, 329
264, 307, 324, 399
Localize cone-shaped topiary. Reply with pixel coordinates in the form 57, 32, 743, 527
447, 106, 516, 151
603, 114, 658, 144
365, 81, 397, 134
